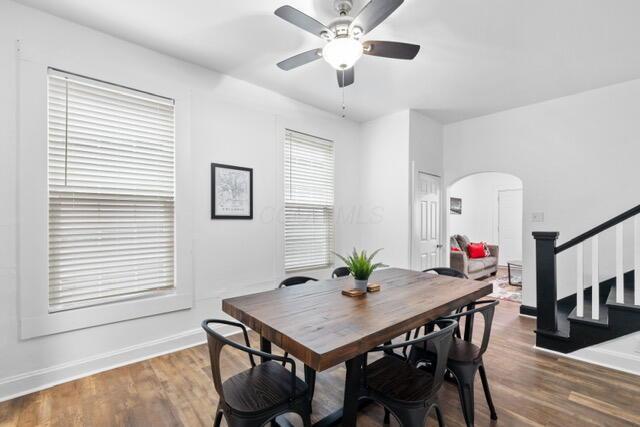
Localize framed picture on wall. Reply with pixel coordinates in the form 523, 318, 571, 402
211, 163, 253, 219
450, 197, 462, 215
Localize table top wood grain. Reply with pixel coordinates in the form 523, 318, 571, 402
222, 268, 493, 371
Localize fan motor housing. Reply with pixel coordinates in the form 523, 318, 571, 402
329, 16, 353, 37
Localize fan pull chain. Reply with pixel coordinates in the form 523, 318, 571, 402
341, 70, 346, 119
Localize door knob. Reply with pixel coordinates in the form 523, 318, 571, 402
436, 244, 443, 248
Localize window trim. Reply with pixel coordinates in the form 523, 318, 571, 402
17, 58, 193, 339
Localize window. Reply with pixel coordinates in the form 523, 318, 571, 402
284, 129, 334, 272
47, 69, 175, 312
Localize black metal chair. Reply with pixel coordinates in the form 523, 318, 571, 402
409, 300, 499, 427
360, 319, 458, 427
423, 267, 468, 279
277, 276, 319, 403
397, 267, 468, 354
331, 266, 351, 278
278, 276, 318, 288
202, 319, 311, 427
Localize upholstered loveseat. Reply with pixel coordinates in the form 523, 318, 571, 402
450, 234, 499, 280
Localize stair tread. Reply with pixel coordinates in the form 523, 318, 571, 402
541, 271, 640, 353
567, 302, 609, 328
606, 284, 640, 310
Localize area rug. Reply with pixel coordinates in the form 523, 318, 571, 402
489, 275, 522, 303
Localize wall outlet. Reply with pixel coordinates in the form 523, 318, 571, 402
531, 212, 545, 223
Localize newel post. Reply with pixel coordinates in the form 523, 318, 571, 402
533, 231, 559, 333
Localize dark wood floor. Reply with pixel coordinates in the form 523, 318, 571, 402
2, 299, 640, 426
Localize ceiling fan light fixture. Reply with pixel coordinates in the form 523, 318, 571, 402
322, 37, 363, 70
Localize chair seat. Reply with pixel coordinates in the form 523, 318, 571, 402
412, 337, 481, 363
222, 361, 308, 414
423, 337, 481, 363
365, 355, 436, 403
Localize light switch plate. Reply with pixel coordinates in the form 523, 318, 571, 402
532, 212, 545, 223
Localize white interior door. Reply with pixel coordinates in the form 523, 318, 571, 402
498, 189, 523, 265
412, 172, 441, 271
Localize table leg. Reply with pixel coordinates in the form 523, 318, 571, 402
341, 354, 365, 427
304, 364, 316, 404
508, 263, 512, 285
260, 336, 272, 363
277, 354, 369, 427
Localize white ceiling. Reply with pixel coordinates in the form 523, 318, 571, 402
15, 0, 640, 123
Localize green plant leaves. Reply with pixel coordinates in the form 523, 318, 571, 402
331, 248, 385, 280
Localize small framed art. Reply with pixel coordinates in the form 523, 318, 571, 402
211, 163, 253, 219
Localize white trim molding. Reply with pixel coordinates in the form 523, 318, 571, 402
0, 327, 205, 403
533, 345, 640, 377
16, 47, 194, 339
0, 322, 249, 403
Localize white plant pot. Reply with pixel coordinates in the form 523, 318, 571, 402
354, 279, 368, 291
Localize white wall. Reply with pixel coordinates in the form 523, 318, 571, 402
444, 78, 640, 307
357, 109, 445, 269
359, 110, 411, 268
0, 0, 362, 400
448, 172, 523, 264
410, 110, 443, 177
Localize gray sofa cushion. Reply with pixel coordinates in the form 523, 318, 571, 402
468, 259, 485, 273
482, 256, 498, 268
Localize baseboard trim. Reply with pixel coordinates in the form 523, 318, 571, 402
518, 313, 536, 320
533, 345, 640, 377
520, 305, 537, 317
0, 325, 237, 403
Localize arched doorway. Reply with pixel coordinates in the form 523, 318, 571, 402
447, 172, 524, 303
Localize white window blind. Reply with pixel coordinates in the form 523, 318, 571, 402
47, 69, 175, 312
284, 129, 334, 272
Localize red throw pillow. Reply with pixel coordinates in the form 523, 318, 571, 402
467, 243, 486, 259
451, 246, 460, 252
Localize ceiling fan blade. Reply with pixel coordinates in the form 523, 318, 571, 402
350, 0, 404, 35
275, 5, 334, 39
337, 67, 355, 88
363, 40, 420, 59
277, 49, 323, 70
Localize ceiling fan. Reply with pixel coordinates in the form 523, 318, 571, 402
275, 0, 420, 87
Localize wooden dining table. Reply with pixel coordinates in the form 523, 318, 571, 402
222, 268, 493, 427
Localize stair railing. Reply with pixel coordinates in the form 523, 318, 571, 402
533, 204, 640, 335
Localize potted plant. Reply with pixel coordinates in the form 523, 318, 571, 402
333, 248, 386, 291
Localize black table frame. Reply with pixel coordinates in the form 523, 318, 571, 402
260, 337, 369, 427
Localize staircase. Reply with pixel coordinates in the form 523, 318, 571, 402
533, 205, 640, 354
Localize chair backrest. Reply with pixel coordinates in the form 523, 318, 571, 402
278, 276, 318, 288
366, 318, 458, 395
423, 267, 468, 279
444, 300, 498, 357
201, 319, 297, 404
331, 267, 351, 278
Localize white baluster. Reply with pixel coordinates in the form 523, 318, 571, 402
576, 242, 584, 317
616, 224, 624, 303
635, 216, 640, 306
592, 236, 599, 320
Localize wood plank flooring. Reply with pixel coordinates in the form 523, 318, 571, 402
2, 299, 640, 426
